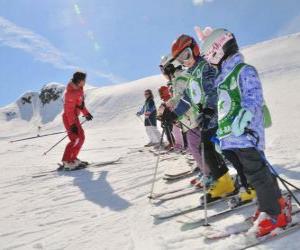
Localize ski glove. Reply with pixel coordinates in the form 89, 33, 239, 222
70, 124, 78, 134
85, 113, 93, 121
198, 108, 214, 129
232, 108, 254, 136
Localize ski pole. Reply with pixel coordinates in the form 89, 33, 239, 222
245, 129, 300, 206
260, 153, 300, 207
179, 121, 202, 139
10, 130, 66, 143
42, 120, 87, 156
148, 127, 165, 200
201, 142, 210, 226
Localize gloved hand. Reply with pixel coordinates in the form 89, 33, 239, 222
161, 109, 178, 124
70, 124, 78, 134
144, 111, 151, 117
85, 113, 93, 121
198, 108, 214, 129
232, 108, 253, 136
136, 112, 142, 116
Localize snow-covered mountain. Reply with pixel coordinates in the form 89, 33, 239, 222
0, 33, 300, 250
1, 83, 64, 123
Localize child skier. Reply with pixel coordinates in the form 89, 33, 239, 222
62, 71, 93, 170
136, 89, 161, 147
159, 55, 186, 151
166, 34, 236, 202
158, 86, 175, 150
201, 28, 290, 236
160, 38, 212, 184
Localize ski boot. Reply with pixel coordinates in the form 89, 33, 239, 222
144, 142, 155, 147
194, 174, 214, 189
62, 161, 81, 171
75, 158, 89, 166
228, 187, 256, 209
164, 143, 174, 151
200, 172, 237, 204
251, 195, 292, 237
190, 173, 211, 186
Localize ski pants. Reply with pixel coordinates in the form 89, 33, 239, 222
62, 115, 85, 162
172, 124, 184, 150
145, 125, 161, 144
222, 148, 281, 215
201, 128, 228, 180
222, 150, 249, 189
186, 128, 210, 175
164, 123, 175, 146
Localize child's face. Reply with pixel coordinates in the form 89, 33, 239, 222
176, 47, 196, 68
144, 91, 150, 98
78, 80, 86, 88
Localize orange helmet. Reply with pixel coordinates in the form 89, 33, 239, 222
171, 34, 200, 58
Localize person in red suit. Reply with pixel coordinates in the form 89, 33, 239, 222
62, 71, 93, 170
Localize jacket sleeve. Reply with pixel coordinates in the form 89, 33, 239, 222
64, 93, 78, 125
173, 91, 192, 116
81, 105, 90, 116
146, 99, 156, 114
137, 104, 145, 115
239, 65, 264, 115
202, 63, 218, 111
169, 75, 191, 116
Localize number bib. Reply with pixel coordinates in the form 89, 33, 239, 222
217, 63, 246, 138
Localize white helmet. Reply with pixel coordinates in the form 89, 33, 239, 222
202, 28, 239, 65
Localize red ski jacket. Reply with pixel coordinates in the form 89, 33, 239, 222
63, 82, 90, 125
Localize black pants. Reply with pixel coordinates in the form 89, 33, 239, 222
165, 124, 175, 145
222, 150, 249, 189
223, 148, 281, 215
182, 131, 188, 149
201, 128, 228, 180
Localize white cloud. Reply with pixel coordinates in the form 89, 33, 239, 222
192, 0, 214, 6
0, 16, 122, 83
277, 14, 300, 37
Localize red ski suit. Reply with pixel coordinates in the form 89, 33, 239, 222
62, 83, 90, 162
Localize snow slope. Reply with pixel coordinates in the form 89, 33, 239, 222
0, 33, 300, 250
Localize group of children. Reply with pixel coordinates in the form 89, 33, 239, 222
137, 26, 291, 237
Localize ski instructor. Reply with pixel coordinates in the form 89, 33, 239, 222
61, 71, 93, 170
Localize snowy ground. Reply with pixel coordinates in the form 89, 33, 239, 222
1, 33, 300, 250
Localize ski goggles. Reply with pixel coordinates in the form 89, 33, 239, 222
176, 47, 193, 63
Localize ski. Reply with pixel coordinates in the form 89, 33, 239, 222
151, 191, 238, 220
152, 187, 203, 205
240, 221, 300, 250
180, 189, 300, 231
164, 169, 195, 178
149, 148, 170, 156
163, 171, 196, 182
32, 158, 122, 178
179, 199, 256, 231
202, 209, 300, 241
149, 185, 195, 199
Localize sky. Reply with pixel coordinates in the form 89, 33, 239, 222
0, 0, 299, 106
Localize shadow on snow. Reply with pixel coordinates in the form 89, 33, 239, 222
70, 169, 131, 211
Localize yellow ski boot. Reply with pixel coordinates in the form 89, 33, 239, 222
201, 172, 237, 204
228, 187, 257, 208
